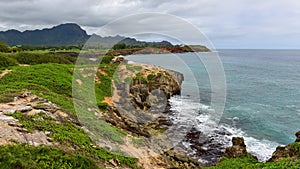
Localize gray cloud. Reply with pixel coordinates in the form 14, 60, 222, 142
0, 0, 300, 48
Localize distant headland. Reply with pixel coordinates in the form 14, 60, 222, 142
0, 23, 210, 54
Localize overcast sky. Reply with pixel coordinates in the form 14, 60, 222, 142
0, 0, 299, 49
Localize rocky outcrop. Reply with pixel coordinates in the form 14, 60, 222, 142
268, 131, 300, 162
223, 137, 257, 159
99, 62, 203, 168
296, 131, 300, 142
102, 63, 183, 137
0, 92, 70, 146
130, 68, 182, 111
137, 149, 201, 169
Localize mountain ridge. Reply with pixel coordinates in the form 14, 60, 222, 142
0, 23, 172, 47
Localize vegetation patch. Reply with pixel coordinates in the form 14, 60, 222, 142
0, 53, 18, 69
206, 155, 300, 169
0, 144, 99, 169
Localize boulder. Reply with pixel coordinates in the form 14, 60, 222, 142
223, 137, 255, 159
295, 131, 300, 142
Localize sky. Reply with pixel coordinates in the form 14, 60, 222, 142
0, 0, 300, 49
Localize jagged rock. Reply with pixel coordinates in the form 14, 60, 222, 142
17, 105, 32, 112
16, 127, 29, 133
223, 137, 255, 159
136, 149, 201, 169
109, 159, 120, 167
8, 122, 24, 128
295, 131, 300, 142
111, 57, 126, 64
0, 92, 70, 146
0, 116, 16, 121
102, 63, 184, 137
2, 109, 16, 114
20, 92, 32, 98
45, 131, 51, 135
232, 137, 246, 147
47, 137, 53, 142
268, 130, 300, 162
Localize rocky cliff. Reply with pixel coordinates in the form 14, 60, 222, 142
102, 62, 184, 137
98, 61, 205, 168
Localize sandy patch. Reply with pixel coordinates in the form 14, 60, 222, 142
76, 79, 83, 86
0, 70, 12, 78
102, 97, 113, 106
19, 64, 30, 67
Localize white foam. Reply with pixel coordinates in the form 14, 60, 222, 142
220, 124, 280, 161
169, 95, 281, 162
127, 60, 136, 64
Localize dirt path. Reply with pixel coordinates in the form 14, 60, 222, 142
0, 70, 12, 79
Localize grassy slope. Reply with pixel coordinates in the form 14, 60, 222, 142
206, 156, 300, 169
0, 144, 99, 169
0, 52, 137, 169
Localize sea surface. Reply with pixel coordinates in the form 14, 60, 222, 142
125, 49, 300, 162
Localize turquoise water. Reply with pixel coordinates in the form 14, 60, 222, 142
219, 50, 300, 144
125, 49, 300, 160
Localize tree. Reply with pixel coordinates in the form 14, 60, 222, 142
112, 43, 126, 50
0, 41, 9, 52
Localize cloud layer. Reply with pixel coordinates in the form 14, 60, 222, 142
0, 0, 300, 48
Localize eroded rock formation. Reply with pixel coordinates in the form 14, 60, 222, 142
102, 63, 184, 137
223, 137, 256, 159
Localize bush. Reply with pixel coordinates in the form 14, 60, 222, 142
0, 54, 18, 69
101, 55, 114, 64
0, 41, 10, 53
112, 43, 126, 50
15, 52, 76, 65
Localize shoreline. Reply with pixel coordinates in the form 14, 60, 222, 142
122, 55, 300, 167
106, 45, 211, 56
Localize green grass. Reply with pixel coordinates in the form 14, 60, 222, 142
0, 144, 99, 169
0, 63, 74, 112
291, 142, 300, 153
206, 155, 300, 169
126, 64, 142, 72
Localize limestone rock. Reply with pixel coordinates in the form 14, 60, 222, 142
102, 63, 184, 137
0, 92, 71, 146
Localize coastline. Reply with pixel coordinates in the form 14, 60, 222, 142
106, 45, 211, 56
123, 53, 300, 168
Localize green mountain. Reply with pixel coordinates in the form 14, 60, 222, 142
0, 23, 173, 47
0, 23, 89, 46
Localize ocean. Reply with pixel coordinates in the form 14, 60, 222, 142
125, 49, 300, 162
